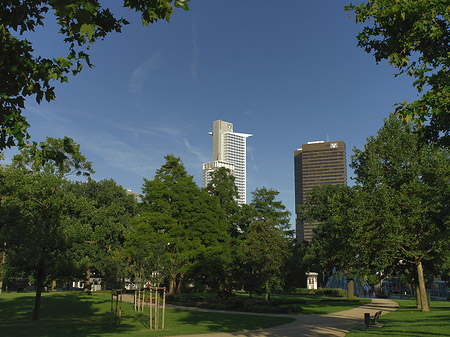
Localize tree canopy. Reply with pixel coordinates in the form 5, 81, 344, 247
0, 0, 189, 150
352, 114, 450, 310
238, 187, 292, 301
205, 167, 241, 236
0, 137, 93, 320
301, 184, 362, 299
345, 0, 450, 146
11, 136, 94, 177
302, 114, 450, 306
140, 154, 230, 294
65, 178, 139, 289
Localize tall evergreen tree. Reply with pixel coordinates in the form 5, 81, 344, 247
239, 187, 292, 301
141, 154, 230, 294
205, 167, 240, 233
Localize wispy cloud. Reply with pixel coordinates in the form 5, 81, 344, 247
81, 132, 160, 178
128, 52, 163, 94
121, 126, 182, 141
191, 21, 199, 81
184, 138, 208, 163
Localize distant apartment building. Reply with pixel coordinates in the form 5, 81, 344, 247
202, 120, 252, 205
294, 141, 347, 242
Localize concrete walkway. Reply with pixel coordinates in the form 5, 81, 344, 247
122, 294, 398, 337
166, 298, 398, 337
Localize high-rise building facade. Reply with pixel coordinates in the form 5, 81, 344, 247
202, 120, 252, 205
294, 141, 347, 242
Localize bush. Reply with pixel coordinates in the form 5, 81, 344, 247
244, 305, 289, 314
375, 289, 387, 298
288, 288, 346, 297
166, 293, 305, 313
283, 304, 303, 313
200, 297, 247, 311
316, 289, 347, 297
165, 294, 179, 304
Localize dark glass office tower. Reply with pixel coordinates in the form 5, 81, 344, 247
294, 141, 347, 242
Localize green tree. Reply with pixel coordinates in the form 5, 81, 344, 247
11, 136, 94, 177
123, 212, 171, 288
0, 137, 93, 320
205, 167, 240, 233
351, 114, 450, 311
282, 242, 309, 290
239, 187, 292, 301
65, 179, 139, 290
301, 184, 363, 299
1, 0, 189, 150
241, 218, 290, 302
345, 1, 450, 145
141, 154, 231, 294
0, 169, 85, 320
249, 187, 292, 232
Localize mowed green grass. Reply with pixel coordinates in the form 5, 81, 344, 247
269, 294, 371, 315
0, 291, 294, 337
347, 299, 450, 337
231, 292, 371, 315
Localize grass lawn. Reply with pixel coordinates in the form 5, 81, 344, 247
268, 293, 371, 315
223, 292, 371, 315
0, 291, 294, 337
347, 299, 450, 336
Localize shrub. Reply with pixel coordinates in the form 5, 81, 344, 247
244, 305, 289, 314
165, 294, 179, 304
283, 304, 303, 313
288, 288, 346, 297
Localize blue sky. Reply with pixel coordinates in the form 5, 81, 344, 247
2, 0, 419, 226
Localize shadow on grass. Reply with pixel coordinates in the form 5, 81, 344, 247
0, 292, 140, 337
170, 308, 295, 334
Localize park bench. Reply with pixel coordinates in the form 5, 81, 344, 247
364, 310, 382, 327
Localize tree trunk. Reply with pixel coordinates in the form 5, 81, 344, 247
86, 269, 91, 292
168, 277, 176, 295
415, 280, 422, 310
175, 274, 184, 295
265, 279, 270, 303
347, 279, 354, 299
32, 266, 45, 321
417, 261, 429, 312
0, 242, 5, 294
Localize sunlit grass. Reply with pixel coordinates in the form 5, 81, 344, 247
347, 299, 450, 337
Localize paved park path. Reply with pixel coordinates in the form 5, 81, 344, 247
123, 295, 398, 337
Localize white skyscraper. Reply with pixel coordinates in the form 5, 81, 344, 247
202, 120, 252, 205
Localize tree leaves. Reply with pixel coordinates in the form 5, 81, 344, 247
0, 0, 190, 150
11, 136, 94, 177
345, 0, 450, 146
